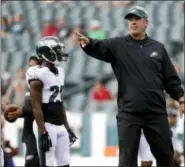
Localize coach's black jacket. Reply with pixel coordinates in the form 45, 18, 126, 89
82, 34, 184, 114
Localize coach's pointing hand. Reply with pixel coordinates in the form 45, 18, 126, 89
75, 32, 89, 48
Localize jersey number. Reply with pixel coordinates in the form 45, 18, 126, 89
49, 85, 64, 103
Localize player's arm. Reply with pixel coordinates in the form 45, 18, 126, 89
61, 102, 70, 130
61, 102, 77, 145
29, 80, 46, 134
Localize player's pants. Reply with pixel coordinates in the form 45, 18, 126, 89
1, 147, 4, 167
117, 112, 174, 167
34, 122, 70, 166
138, 131, 154, 162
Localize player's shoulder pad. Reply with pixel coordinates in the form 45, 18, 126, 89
26, 65, 42, 82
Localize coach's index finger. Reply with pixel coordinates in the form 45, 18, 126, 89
75, 31, 83, 37
75, 31, 87, 40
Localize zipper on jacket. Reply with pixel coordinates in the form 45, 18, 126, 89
140, 45, 143, 56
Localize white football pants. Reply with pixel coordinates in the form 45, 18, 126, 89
139, 131, 154, 161
33, 121, 70, 166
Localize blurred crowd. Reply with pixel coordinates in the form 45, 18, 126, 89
1, 1, 184, 166
1, 13, 28, 38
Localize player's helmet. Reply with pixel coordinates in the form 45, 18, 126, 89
36, 36, 69, 66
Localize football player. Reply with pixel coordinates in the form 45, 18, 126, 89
3, 55, 77, 166
26, 36, 72, 167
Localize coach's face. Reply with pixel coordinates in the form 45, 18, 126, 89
128, 15, 148, 36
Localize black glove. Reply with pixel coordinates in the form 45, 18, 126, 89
40, 132, 52, 152
67, 129, 77, 146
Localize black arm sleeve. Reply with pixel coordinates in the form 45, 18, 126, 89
162, 46, 184, 101
21, 95, 34, 117
81, 37, 116, 63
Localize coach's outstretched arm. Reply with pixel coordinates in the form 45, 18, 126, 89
75, 32, 115, 63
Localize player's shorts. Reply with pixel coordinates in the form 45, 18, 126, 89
1, 147, 4, 167
138, 131, 154, 161
33, 121, 70, 166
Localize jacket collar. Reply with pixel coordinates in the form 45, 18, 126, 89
126, 33, 149, 45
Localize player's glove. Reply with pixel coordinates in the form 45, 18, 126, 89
40, 131, 52, 152
67, 129, 77, 146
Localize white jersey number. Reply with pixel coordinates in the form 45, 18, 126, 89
49, 85, 64, 103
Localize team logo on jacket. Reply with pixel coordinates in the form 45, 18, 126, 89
150, 51, 158, 57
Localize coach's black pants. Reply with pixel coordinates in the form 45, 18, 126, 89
116, 112, 175, 167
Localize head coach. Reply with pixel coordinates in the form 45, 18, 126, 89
76, 6, 184, 167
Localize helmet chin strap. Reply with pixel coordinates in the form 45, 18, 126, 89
41, 54, 55, 64
42, 54, 62, 66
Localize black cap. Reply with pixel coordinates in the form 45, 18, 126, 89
125, 6, 148, 19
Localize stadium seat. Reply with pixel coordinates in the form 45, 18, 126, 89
106, 80, 118, 97
171, 1, 184, 25
1, 38, 6, 52
65, 48, 86, 86
157, 2, 171, 26
9, 51, 24, 74
84, 6, 98, 21
20, 33, 33, 52
83, 56, 102, 80
100, 62, 113, 76
170, 24, 183, 42
23, 1, 35, 10
2, 2, 10, 16
68, 92, 86, 111
155, 24, 169, 44
11, 1, 23, 13
6, 35, 17, 52
1, 52, 10, 73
